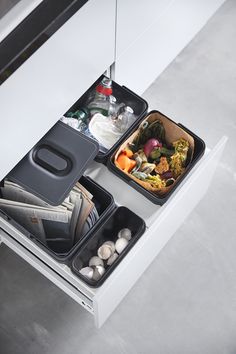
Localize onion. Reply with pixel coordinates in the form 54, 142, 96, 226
143, 138, 162, 157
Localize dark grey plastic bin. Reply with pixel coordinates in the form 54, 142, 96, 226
107, 110, 206, 205
71, 206, 146, 287
65, 75, 148, 164
0, 175, 115, 263
2, 119, 118, 262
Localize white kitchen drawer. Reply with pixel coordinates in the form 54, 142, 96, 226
0, 136, 227, 327
116, 0, 173, 59
115, 0, 225, 94
0, 0, 116, 181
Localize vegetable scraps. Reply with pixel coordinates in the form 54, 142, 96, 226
116, 149, 136, 172
115, 119, 190, 193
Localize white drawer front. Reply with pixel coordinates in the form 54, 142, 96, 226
0, 0, 116, 181
116, 0, 173, 59
93, 137, 227, 327
115, 0, 225, 95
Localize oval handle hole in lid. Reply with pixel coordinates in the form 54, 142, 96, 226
33, 145, 71, 175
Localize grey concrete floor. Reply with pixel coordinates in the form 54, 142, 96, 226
1, 1, 236, 353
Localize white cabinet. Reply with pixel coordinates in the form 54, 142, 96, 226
116, 0, 173, 59
0, 0, 116, 181
0, 0, 226, 180
115, 0, 225, 95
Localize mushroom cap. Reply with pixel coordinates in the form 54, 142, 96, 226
118, 228, 132, 241
97, 244, 112, 260
115, 237, 129, 254
92, 265, 105, 281
89, 256, 104, 267
103, 241, 116, 254
79, 266, 94, 279
107, 252, 119, 266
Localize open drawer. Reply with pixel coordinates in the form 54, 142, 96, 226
0, 135, 227, 327
0, 74, 208, 264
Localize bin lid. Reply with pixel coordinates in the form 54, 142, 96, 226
7, 121, 99, 205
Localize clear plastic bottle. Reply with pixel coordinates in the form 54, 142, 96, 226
87, 77, 113, 116
112, 106, 135, 133
108, 95, 118, 120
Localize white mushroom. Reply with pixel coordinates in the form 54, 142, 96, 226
97, 244, 112, 260
107, 252, 119, 266
118, 228, 132, 241
103, 241, 116, 255
115, 237, 129, 254
79, 266, 94, 279
92, 265, 105, 281
89, 256, 104, 267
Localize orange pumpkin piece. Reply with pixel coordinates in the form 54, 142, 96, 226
123, 148, 133, 158
116, 153, 136, 172
128, 159, 136, 171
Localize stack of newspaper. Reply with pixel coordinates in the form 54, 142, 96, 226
0, 180, 99, 252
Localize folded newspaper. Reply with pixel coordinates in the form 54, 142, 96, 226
0, 180, 99, 252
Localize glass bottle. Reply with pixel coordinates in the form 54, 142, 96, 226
87, 77, 113, 116
112, 106, 135, 133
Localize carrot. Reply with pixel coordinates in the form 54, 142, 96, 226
128, 159, 136, 171
123, 148, 133, 158
116, 153, 136, 172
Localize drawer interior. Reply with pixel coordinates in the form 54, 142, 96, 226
0, 72, 208, 290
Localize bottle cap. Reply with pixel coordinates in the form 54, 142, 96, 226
101, 77, 112, 87
96, 85, 113, 96
125, 106, 134, 114
96, 78, 113, 96
74, 109, 87, 120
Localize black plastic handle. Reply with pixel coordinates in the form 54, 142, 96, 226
33, 144, 72, 176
